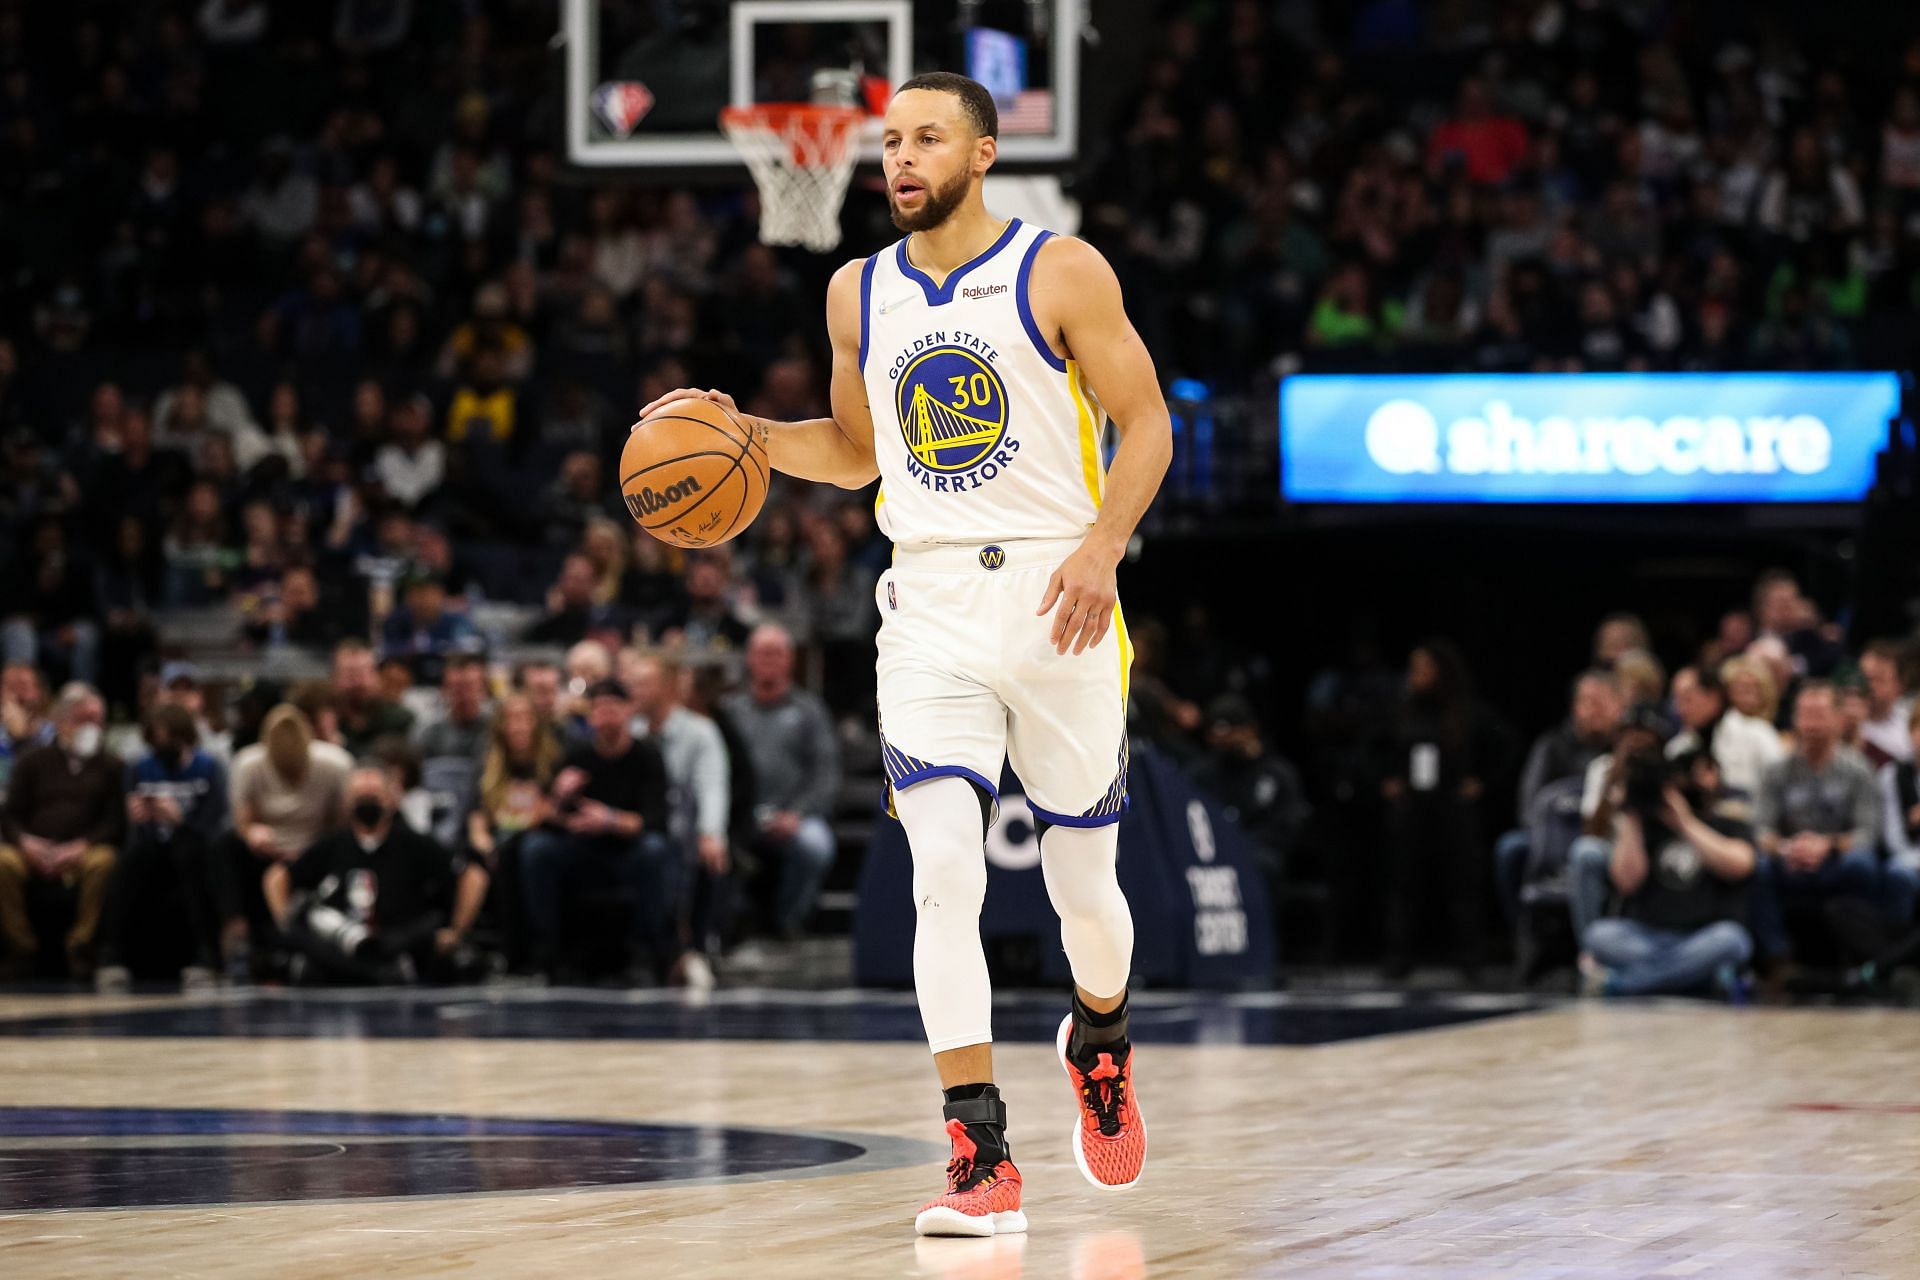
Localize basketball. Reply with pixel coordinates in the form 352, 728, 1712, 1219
619, 397, 769, 549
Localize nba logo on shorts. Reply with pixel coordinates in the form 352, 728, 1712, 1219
887, 581, 897, 610
979, 545, 1006, 570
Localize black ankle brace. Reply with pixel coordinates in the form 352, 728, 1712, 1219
1070, 992, 1130, 1059
941, 1085, 1010, 1163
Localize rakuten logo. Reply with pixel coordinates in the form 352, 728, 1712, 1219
1363, 398, 1835, 478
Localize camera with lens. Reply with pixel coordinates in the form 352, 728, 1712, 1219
1618, 743, 1682, 820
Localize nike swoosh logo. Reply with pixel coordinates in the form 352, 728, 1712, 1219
877, 294, 917, 315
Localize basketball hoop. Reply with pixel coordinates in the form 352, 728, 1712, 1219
721, 103, 865, 253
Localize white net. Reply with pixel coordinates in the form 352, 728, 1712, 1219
722, 105, 864, 253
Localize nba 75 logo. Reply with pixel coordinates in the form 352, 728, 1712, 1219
624, 474, 702, 520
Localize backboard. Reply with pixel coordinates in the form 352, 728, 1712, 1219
564, 0, 1082, 171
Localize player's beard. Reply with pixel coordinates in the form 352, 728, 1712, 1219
889, 167, 971, 232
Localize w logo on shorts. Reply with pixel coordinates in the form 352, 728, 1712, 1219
978, 545, 1006, 570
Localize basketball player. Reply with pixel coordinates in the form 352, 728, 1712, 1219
639, 71, 1170, 1237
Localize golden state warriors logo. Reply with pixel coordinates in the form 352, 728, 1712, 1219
895, 346, 1009, 473
979, 545, 1006, 570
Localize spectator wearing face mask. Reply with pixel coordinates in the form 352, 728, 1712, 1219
265, 763, 489, 984
0, 683, 123, 979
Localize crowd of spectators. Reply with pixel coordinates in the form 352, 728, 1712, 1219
0, 627, 840, 989
1480, 569, 1920, 998
4, 4, 1920, 996
1095, 2, 1920, 383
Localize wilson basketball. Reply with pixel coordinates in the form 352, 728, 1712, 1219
619, 397, 769, 549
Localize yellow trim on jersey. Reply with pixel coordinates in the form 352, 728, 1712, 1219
1114, 602, 1134, 706
874, 484, 886, 514
1066, 358, 1105, 509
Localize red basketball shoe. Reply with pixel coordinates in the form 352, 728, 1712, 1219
914, 1119, 1028, 1237
1056, 1013, 1146, 1190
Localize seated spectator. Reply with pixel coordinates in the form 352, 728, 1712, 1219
288, 679, 344, 746
412, 654, 493, 844
514, 659, 569, 740
468, 692, 561, 968
1612, 649, 1667, 706
1191, 694, 1310, 896
2, 517, 100, 686
95, 704, 227, 992
1666, 664, 1785, 798
380, 572, 480, 684
655, 554, 753, 655
1592, 613, 1651, 668
580, 518, 628, 607
156, 662, 233, 764
94, 514, 162, 712
631, 652, 728, 984
372, 393, 445, 512
0, 684, 122, 979
1496, 670, 1623, 930
525, 554, 621, 648
1858, 641, 1915, 770
0, 662, 54, 800
520, 679, 675, 982
243, 564, 339, 652
1750, 683, 1885, 971
1428, 77, 1530, 186
470, 692, 560, 863
794, 520, 878, 714
1581, 749, 1755, 998
1879, 704, 1920, 924
264, 763, 488, 984
723, 626, 839, 940
623, 525, 686, 628
1720, 654, 1782, 730
1569, 701, 1672, 941
217, 704, 353, 976
331, 637, 414, 754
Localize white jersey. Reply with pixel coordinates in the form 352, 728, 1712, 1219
859, 218, 1108, 546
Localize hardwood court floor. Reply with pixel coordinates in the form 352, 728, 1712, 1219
2, 990, 1918, 1278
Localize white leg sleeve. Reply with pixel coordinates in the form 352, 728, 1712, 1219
895, 776, 993, 1054
1040, 823, 1134, 999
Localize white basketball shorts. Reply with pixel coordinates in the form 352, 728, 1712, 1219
874, 537, 1133, 828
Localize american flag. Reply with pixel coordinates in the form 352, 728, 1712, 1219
999, 89, 1053, 136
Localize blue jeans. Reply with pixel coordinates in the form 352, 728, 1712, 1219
1750, 848, 1881, 961
1583, 917, 1753, 996
1568, 835, 1613, 941
1494, 828, 1530, 929
1883, 861, 1920, 929
760, 815, 836, 937
520, 829, 681, 974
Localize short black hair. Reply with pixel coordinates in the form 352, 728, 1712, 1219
896, 72, 997, 139
586, 678, 629, 703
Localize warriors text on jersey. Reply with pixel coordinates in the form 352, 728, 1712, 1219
859, 219, 1109, 546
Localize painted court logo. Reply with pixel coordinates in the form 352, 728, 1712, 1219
624, 474, 702, 520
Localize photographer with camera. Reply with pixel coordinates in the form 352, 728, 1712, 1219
1580, 749, 1755, 996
